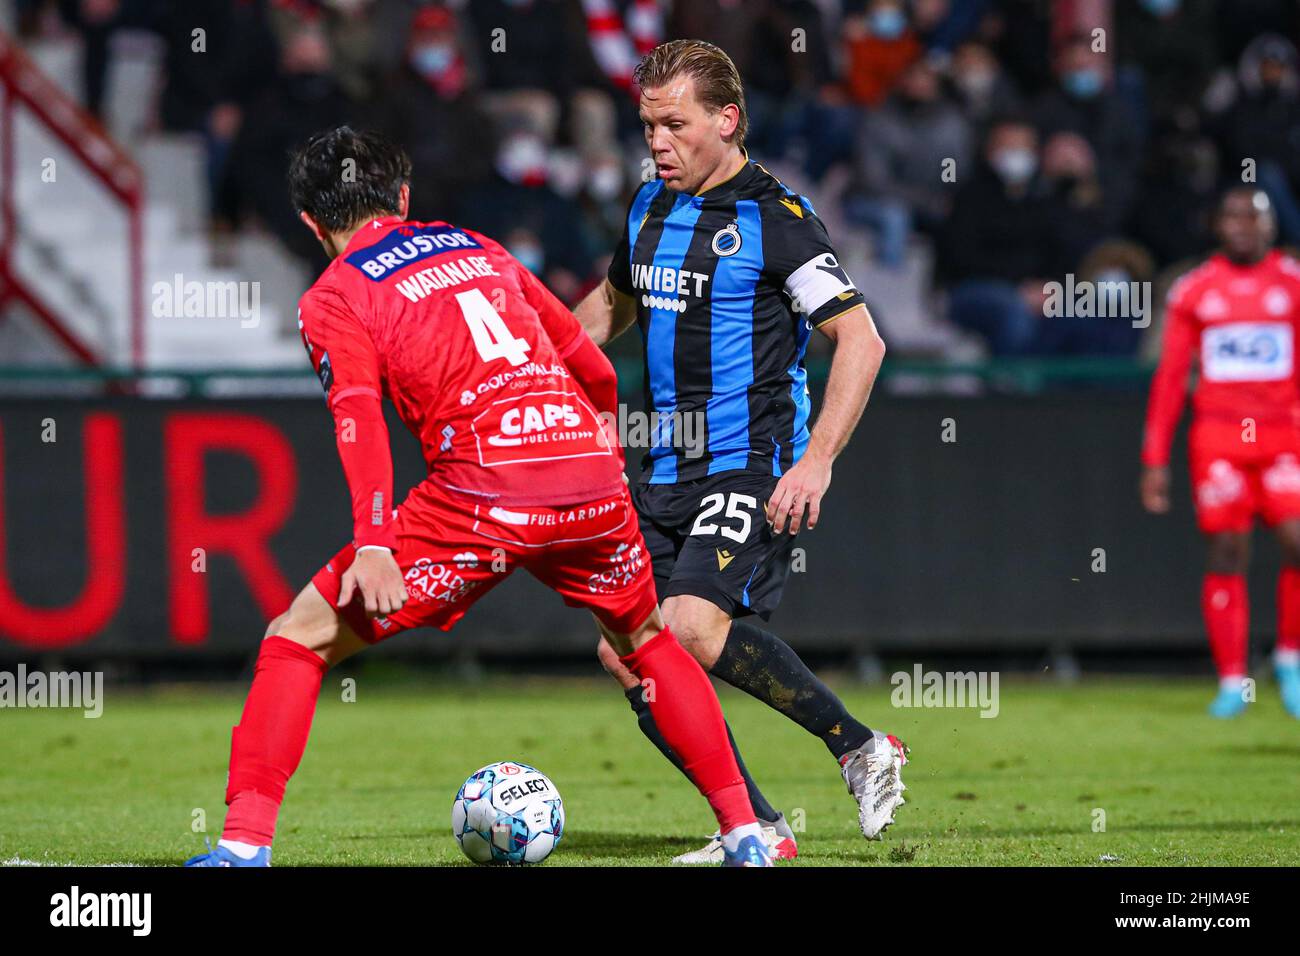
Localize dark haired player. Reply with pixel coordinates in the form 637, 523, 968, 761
576, 40, 905, 862
1142, 187, 1300, 719
184, 127, 772, 867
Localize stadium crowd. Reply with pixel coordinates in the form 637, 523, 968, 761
17, 0, 1300, 359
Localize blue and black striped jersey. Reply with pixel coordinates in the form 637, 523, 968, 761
609, 158, 866, 484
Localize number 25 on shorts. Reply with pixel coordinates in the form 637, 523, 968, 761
690, 492, 757, 543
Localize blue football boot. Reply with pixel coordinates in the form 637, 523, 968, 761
1208, 681, 1248, 719
721, 832, 773, 867
1277, 659, 1300, 719
184, 839, 271, 867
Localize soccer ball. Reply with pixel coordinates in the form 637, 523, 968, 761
451, 761, 565, 865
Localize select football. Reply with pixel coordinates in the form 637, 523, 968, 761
451, 761, 565, 865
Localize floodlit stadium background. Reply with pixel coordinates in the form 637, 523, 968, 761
0, 0, 1293, 674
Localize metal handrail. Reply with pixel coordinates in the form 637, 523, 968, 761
0, 29, 145, 367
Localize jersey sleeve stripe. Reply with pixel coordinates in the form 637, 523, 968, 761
329, 385, 381, 407
813, 302, 864, 328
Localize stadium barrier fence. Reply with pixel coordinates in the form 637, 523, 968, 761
0, 369, 1270, 661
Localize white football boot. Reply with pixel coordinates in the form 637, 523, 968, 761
672, 813, 799, 864
839, 730, 909, 840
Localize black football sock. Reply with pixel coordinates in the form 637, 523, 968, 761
623, 684, 780, 824
711, 620, 873, 760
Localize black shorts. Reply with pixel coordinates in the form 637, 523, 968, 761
631, 470, 796, 621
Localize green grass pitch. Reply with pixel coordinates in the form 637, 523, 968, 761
2, 675, 1298, 866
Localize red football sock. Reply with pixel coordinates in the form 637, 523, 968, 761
1202, 574, 1248, 679
619, 627, 755, 833
221, 635, 328, 845
1278, 568, 1300, 654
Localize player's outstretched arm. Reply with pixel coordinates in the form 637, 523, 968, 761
298, 289, 408, 617
767, 304, 885, 534
574, 278, 638, 348
1140, 288, 1195, 514
330, 391, 408, 617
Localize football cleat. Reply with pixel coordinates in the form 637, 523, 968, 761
840, 731, 909, 841
672, 813, 799, 865
721, 833, 773, 867
1208, 683, 1249, 719
1277, 661, 1300, 719
183, 839, 271, 867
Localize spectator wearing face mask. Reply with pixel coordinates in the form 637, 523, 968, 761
797, 0, 919, 182
1040, 131, 1109, 264
1212, 33, 1300, 244
844, 58, 971, 269
950, 39, 1022, 129
371, 5, 496, 225
460, 129, 597, 295
939, 117, 1077, 356
1031, 33, 1143, 233
265, 0, 392, 106
842, 0, 922, 108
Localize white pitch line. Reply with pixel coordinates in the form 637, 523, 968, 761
3, 856, 139, 867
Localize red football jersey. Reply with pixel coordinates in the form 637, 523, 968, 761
297, 216, 622, 549
1142, 250, 1300, 467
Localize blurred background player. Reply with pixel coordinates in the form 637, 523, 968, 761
1142, 187, 1300, 719
574, 39, 904, 862
184, 126, 771, 867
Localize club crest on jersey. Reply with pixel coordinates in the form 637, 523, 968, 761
345, 224, 481, 281
711, 222, 742, 257
1265, 286, 1293, 316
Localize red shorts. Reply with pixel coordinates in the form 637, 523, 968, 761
312, 481, 657, 643
1189, 417, 1300, 533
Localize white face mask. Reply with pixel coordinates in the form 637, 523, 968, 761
991, 148, 1037, 185
588, 165, 623, 201
510, 243, 545, 274
497, 135, 548, 184
956, 69, 996, 99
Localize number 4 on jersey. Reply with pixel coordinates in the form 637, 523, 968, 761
455, 288, 531, 367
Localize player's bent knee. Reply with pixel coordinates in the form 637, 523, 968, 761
264, 583, 357, 664
1205, 533, 1249, 574
1276, 523, 1300, 566
661, 596, 729, 668
264, 610, 291, 640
